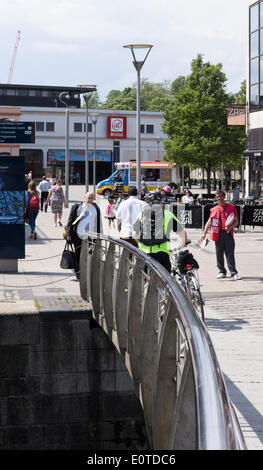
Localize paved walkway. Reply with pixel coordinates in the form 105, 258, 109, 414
1, 185, 263, 450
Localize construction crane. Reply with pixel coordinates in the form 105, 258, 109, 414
7, 30, 21, 84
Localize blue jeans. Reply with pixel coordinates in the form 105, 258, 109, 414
28, 209, 39, 233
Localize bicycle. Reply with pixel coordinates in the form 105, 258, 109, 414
170, 245, 205, 321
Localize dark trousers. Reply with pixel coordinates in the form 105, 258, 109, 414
40, 191, 49, 211
149, 251, 171, 273
72, 235, 82, 274
215, 230, 237, 276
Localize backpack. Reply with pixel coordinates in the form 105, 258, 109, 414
28, 193, 39, 211
138, 204, 168, 246
177, 250, 199, 275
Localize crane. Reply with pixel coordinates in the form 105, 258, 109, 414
7, 30, 21, 84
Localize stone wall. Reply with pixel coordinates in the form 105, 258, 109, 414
0, 310, 149, 450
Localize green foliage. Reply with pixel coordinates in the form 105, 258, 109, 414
162, 54, 246, 191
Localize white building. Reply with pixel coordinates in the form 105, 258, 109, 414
18, 107, 167, 184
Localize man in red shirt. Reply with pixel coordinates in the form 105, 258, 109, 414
202, 190, 241, 280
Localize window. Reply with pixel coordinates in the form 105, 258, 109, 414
46, 122, 55, 132
74, 122, 82, 132
249, 1, 263, 110
36, 122, 44, 131
84, 123, 92, 132
140, 124, 145, 133
146, 124, 154, 134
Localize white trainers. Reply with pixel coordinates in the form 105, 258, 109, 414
217, 273, 226, 279
232, 273, 241, 281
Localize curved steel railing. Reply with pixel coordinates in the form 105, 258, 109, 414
79, 233, 246, 450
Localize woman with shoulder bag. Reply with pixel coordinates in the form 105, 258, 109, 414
27, 180, 40, 240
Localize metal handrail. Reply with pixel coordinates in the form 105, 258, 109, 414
79, 232, 246, 450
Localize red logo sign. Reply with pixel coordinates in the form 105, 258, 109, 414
107, 116, 127, 138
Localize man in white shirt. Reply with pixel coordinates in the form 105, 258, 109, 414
116, 186, 148, 247
38, 176, 51, 211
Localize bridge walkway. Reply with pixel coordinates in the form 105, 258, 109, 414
0, 185, 262, 450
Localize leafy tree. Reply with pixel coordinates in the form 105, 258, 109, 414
162, 54, 245, 193
101, 79, 173, 111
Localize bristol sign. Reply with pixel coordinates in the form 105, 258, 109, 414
107, 116, 127, 138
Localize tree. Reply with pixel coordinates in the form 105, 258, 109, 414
162, 54, 245, 193
101, 79, 173, 111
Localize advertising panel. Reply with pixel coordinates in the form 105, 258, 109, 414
48, 149, 112, 163
107, 116, 127, 138
0, 157, 25, 258
227, 106, 246, 126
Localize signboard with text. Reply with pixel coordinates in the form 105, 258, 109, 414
107, 116, 127, 138
0, 121, 35, 144
227, 106, 246, 126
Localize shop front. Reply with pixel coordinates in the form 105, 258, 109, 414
47, 149, 112, 184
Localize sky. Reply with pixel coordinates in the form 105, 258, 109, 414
0, 0, 248, 102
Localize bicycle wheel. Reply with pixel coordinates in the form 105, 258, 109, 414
186, 273, 205, 321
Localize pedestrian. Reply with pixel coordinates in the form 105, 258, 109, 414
141, 178, 147, 198
202, 190, 241, 280
66, 192, 101, 279
105, 197, 115, 229
46, 178, 66, 227
113, 176, 124, 201
182, 190, 194, 204
28, 170, 33, 181
38, 176, 51, 211
27, 180, 40, 240
115, 186, 148, 248
133, 192, 188, 273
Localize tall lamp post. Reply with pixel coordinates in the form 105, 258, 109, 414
123, 44, 153, 197
78, 85, 97, 193
89, 112, 100, 199
59, 92, 70, 207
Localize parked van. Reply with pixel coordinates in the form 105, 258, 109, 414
96, 161, 177, 197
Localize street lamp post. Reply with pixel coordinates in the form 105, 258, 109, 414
59, 92, 70, 207
78, 85, 97, 193
89, 112, 100, 199
156, 138, 160, 160
123, 44, 153, 197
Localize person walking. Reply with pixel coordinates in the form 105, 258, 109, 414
38, 176, 51, 211
46, 178, 66, 227
115, 186, 148, 247
27, 180, 40, 240
202, 190, 241, 280
133, 192, 188, 273
66, 192, 101, 279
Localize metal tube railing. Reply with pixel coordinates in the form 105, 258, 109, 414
79, 232, 246, 451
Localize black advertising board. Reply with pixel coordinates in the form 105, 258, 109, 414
0, 121, 35, 144
0, 157, 25, 259
172, 203, 203, 229
242, 205, 263, 226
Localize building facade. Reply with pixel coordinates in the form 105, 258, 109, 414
17, 107, 167, 183
0, 83, 167, 184
247, 0, 263, 197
